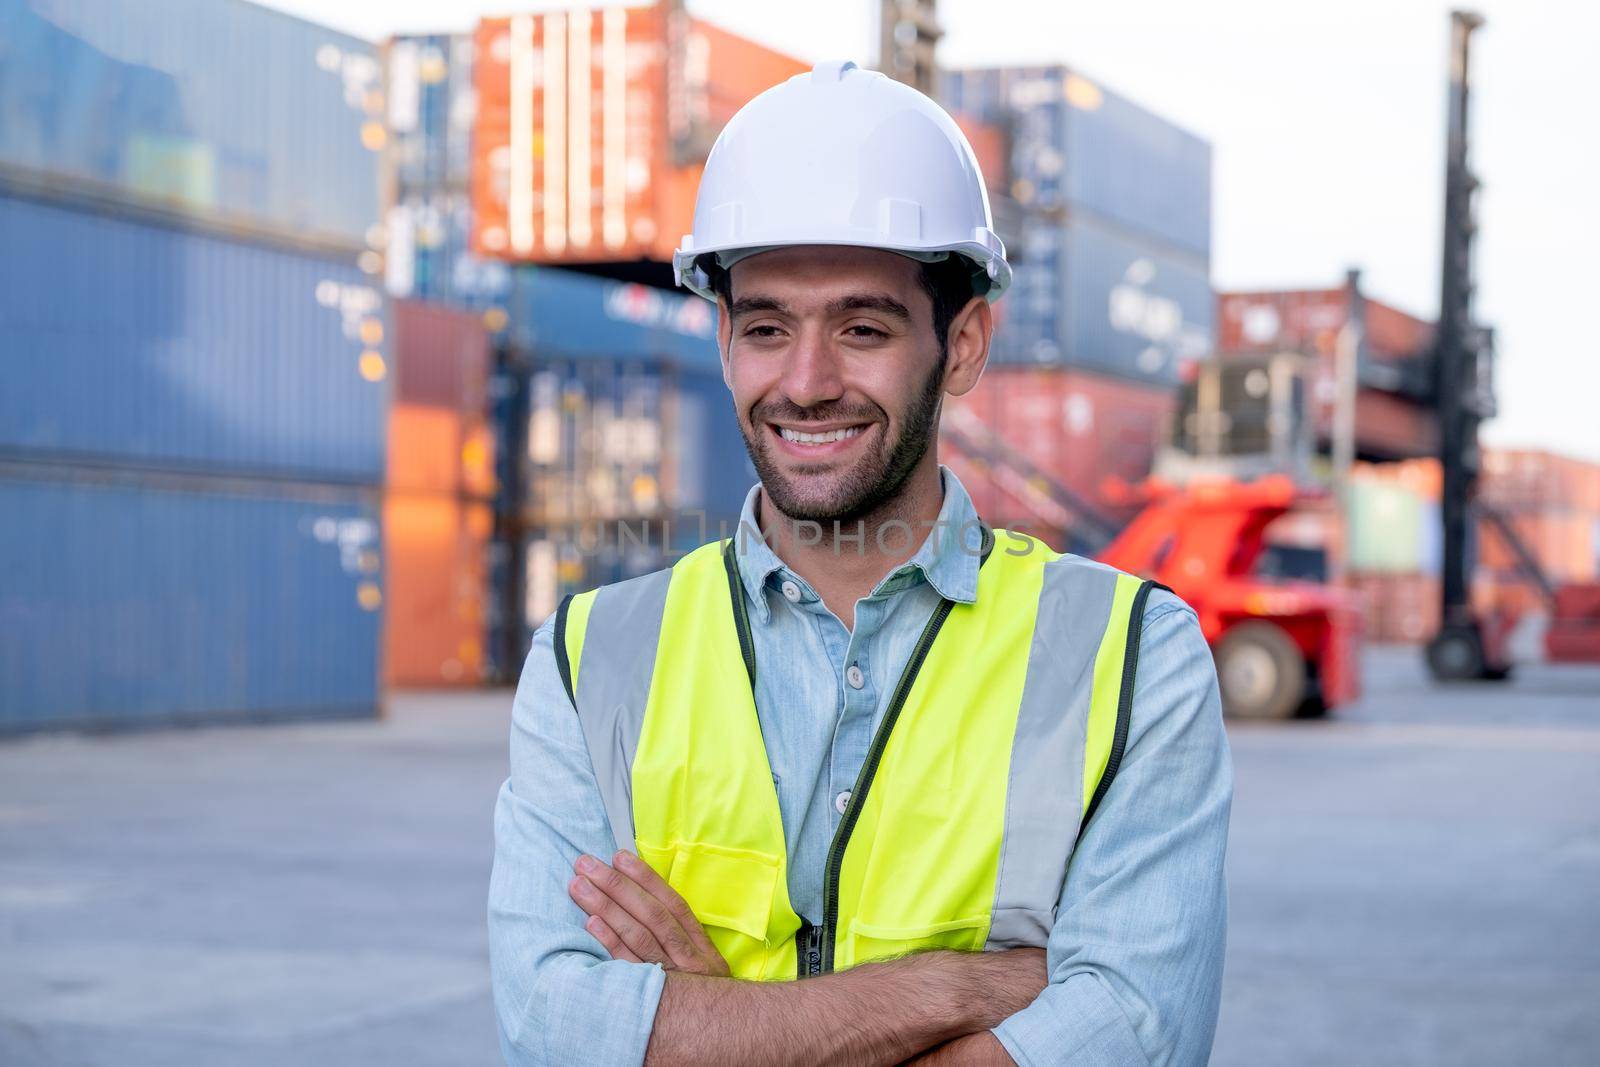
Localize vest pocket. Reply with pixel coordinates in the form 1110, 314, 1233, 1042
845, 914, 990, 965
636, 839, 788, 978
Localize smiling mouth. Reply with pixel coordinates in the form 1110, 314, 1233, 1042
774, 425, 868, 445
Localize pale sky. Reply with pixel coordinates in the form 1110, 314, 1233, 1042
263, 0, 1599, 461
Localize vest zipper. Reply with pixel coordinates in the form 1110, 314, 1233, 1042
796, 920, 825, 978
817, 595, 957, 973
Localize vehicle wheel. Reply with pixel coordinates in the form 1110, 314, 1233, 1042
1426, 624, 1484, 681
1216, 622, 1306, 721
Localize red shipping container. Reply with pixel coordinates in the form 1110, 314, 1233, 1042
1218, 287, 1433, 362
383, 494, 492, 687
393, 299, 491, 411
388, 301, 496, 500
941, 368, 1176, 540
470, 8, 805, 265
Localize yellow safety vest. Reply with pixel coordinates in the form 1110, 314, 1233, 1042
555, 529, 1159, 980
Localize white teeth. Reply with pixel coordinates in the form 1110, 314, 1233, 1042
778, 426, 865, 445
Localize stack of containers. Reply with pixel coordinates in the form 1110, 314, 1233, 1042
1343, 460, 1443, 643
1477, 449, 1600, 622
1, 0, 389, 732
1217, 286, 1439, 459
382, 34, 513, 319
385, 302, 497, 686
489, 267, 755, 663
939, 66, 1213, 544
467, 7, 806, 266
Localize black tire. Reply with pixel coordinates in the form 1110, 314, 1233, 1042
1426, 624, 1484, 681
1216, 622, 1307, 721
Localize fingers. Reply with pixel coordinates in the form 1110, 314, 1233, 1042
568, 860, 670, 964
612, 850, 725, 964
583, 914, 642, 963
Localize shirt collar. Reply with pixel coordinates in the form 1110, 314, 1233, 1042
730, 465, 984, 624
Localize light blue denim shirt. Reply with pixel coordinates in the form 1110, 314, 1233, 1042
489, 468, 1232, 1066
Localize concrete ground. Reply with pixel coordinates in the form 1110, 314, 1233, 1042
2, 646, 1597, 1066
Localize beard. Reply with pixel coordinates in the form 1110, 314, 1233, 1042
740, 357, 946, 525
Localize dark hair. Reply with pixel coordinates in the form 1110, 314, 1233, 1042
707, 253, 980, 359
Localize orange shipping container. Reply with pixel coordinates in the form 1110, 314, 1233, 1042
1219, 287, 1434, 362
383, 494, 492, 687
470, 8, 806, 265
389, 301, 496, 499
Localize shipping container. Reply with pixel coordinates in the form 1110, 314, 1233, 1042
1482, 449, 1600, 515
943, 66, 1212, 260
0, 467, 382, 733
1343, 476, 1430, 574
507, 267, 720, 371
1218, 287, 1435, 362
1, 0, 382, 247
520, 356, 666, 523
393, 299, 492, 411
1349, 572, 1440, 644
382, 493, 490, 687
385, 34, 476, 195
469, 8, 805, 265
1, 192, 387, 483
385, 192, 513, 311
941, 367, 1177, 538
993, 215, 1213, 385
668, 364, 756, 522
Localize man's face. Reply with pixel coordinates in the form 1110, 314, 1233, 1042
718, 246, 947, 524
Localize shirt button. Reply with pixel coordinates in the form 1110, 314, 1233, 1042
781, 580, 802, 602
845, 663, 865, 689
834, 791, 852, 814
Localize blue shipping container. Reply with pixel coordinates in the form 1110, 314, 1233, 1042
0, 192, 388, 483
943, 66, 1212, 261
0, 470, 382, 733
385, 191, 511, 312
993, 215, 1214, 385
385, 34, 475, 195
508, 268, 721, 371
671, 366, 755, 522
0, 0, 381, 246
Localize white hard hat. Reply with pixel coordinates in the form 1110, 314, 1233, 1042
673, 60, 1011, 304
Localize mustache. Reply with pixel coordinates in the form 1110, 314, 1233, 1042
751, 398, 883, 426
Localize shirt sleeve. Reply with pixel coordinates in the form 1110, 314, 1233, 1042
991, 592, 1233, 1067
488, 619, 666, 1066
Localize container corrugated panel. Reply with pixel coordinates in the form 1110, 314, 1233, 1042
0, 192, 388, 482
507, 268, 720, 370
469, 9, 804, 265
993, 215, 1213, 385
944, 65, 1212, 259
0, 469, 382, 733
1, 0, 382, 246
383, 492, 489, 687
393, 299, 491, 410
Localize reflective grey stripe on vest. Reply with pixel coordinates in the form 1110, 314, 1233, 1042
986, 556, 1122, 950
571, 567, 672, 855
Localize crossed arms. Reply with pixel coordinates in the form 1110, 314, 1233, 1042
568, 848, 1034, 1065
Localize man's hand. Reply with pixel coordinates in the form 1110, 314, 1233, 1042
568, 850, 731, 977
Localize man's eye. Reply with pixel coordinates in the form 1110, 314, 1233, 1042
745, 325, 782, 338
847, 325, 886, 339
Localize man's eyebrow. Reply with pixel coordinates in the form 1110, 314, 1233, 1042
728, 296, 791, 318
727, 292, 913, 322
825, 294, 911, 322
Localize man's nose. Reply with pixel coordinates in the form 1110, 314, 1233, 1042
779, 328, 846, 410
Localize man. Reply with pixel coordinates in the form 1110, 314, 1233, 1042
490, 61, 1231, 1066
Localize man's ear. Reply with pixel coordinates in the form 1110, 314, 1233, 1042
942, 295, 993, 398
717, 295, 734, 389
